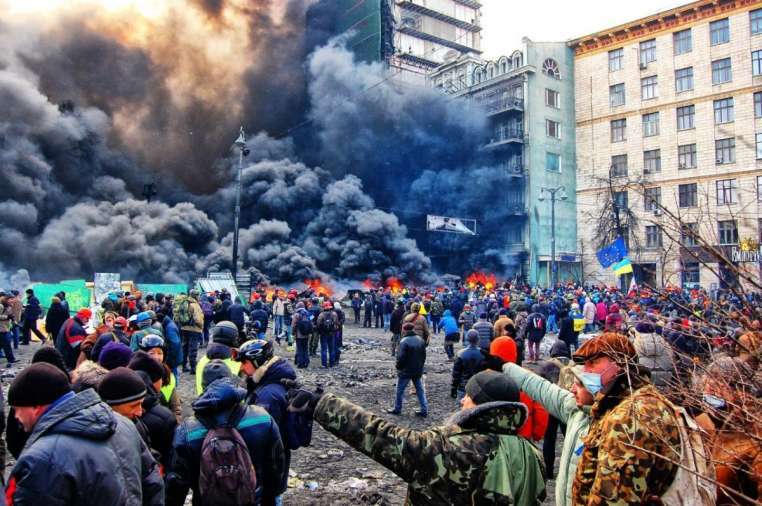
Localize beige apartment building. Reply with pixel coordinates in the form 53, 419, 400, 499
571, 0, 762, 289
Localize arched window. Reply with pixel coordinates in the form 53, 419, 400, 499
498, 56, 508, 74
486, 62, 495, 79
512, 51, 523, 68
542, 58, 561, 79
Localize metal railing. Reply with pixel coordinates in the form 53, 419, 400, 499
482, 96, 524, 115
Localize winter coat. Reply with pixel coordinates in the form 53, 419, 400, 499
23, 296, 41, 321
162, 315, 183, 369
165, 378, 286, 506
55, 316, 88, 370
504, 363, 590, 506
228, 302, 247, 329
403, 313, 430, 345
525, 311, 547, 343
389, 308, 405, 334
0, 304, 12, 333
557, 316, 577, 348
396, 333, 426, 379
194, 344, 241, 395
249, 302, 269, 332
179, 298, 204, 333
7, 389, 164, 506
440, 310, 459, 337
472, 319, 494, 351
458, 310, 476, 331
633, 330, 673, 388
595, 302, 608, 323
451, 345, 485, 392
604, 306, 624, 332
272, 298, 285, 317
247, 357, 296, 440
291, 309, 312, 340
137, 372, 178, 467
316, 309, 339, 336
582, 300, 597, 324
7, 296, 22, 324
314, 393, 546, 506
493, 315, 514, 339
44, 301, 69, 339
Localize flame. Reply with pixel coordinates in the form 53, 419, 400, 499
385, 276, 404, 295
465, 272, 497, 290
304, 278, 333, 297
362, 279, 376, 290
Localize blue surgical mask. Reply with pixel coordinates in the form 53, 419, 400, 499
703, 394, 726, 409
579, 372, 603, 395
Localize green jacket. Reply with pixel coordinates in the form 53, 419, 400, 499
315, 393, 546, 506
503, 363, 590, 506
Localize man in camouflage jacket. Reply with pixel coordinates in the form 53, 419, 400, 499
571, 333, 680, 505
290, 371, 546, 505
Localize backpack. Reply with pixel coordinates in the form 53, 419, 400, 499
318, 312, 338, 334
296, 316, 314, 336
530, 315, 544, 332
198, 426, 258, 506
173, 295, 193, 327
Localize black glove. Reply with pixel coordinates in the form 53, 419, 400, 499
450, 388, 457, 399
287, 385, 325, 418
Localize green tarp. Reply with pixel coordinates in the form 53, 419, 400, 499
32, 280, 92, 315
137, 283, 188, 296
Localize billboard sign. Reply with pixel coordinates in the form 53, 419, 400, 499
426, 215, 477, 235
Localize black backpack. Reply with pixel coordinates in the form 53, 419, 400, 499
296, 316, 314, 336
198, 426, 258, 506
318, 312, 337, 334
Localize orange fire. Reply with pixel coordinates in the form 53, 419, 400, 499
362, 279, 377, 290
304, 278, 333, 297
465, 272, 497, 290
385, 277, 404, 295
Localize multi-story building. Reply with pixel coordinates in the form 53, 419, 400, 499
333, 0, 482, 85
571, 0, 762, 289
429, 39, 579, 286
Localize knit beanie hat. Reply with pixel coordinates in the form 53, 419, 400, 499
128, 351, 164, 383
32, 346, 70, 380
465, 370, 519, 405
98, 367, 146, 406
99, 342, 133, 371
9, 363, 72, 407
466, 329, 480, 345
489, 336, 517, 363
202, 359, 233, 391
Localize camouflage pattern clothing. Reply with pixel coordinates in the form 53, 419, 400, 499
572, 374, 680, 505
314, 393, 546, 505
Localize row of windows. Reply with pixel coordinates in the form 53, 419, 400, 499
641, 220, 739, 248
609, 92, 762, 142
609, 53, 761, 107
608, 133, 761, 176
608, 9, 762, 72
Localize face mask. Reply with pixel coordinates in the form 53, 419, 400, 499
579, 372, 603, 395
703, 394, 726, 409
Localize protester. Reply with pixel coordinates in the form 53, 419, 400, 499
21, 288, 46, 345
389, 300, 405, 356
139, 333, 183, 421
315, 301, 339, 368
55, 308, 91, 369
98, 341, 133, 371
388, 322, 428, 417
291, 304, 312, 368
44, 295, 69, 343
0, 295, 17, 366
440, 309, 459, 360
450, 329, 484, 400
177, 289, 204, 374
472, 312, 494, 352
525, 305, 547, 362
194, 320, 241, 395
403, 302, 430, 346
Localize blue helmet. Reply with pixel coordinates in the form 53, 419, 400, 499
135, 311, 152, 326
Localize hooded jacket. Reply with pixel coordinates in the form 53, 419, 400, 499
440, 310, 459, 336
247, 357, 297, 438
165, 378, 286, 506
7, 389, 164, 506
44, 299, 68, 339
451, 343, 485, 393
136, 371, 178, 467
55, 316, 88, 369
314, 393, 546, 505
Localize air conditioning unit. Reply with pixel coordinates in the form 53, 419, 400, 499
644, 168, 652, 175
716, 158, 723, 164
653, 209, 662, 216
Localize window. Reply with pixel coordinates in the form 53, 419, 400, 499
715, 138, 736, 164
644, 187, 661, 211
611, 154, 628, 177
716, 178, 737, 205
542, 58, 560, 79
546, 152, 561, 172
758, 176, 762, 201
718, 220, 738, 245
712, 58, 732, 84
546, 119, 560, 138
610, 83, 625, 107
757, 133, 762, 159
753, 50, 762, 76
675, 67, 694, 92
641, 76, 658, 99
710, 18, 730, 45
640, 39, 656, 66
673, 29, 692, 55
713, 97, 735, 124
642, 112, 659, 137
756, 92, 762, 118
677, 104, 695, 130
611, 118, 626, 142
613, 190, 628, 210
679, 183, 697, 208
609, 48, 623, 72
682, 262, 700, 285
645, 225, 663, 248
644, 149, 661, 173
681, 223, 699, 247
545, 88, 560, 108
678, 143, 697, 169
752, 8, 762, 35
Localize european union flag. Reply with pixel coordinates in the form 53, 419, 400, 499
596, 237, 628, 268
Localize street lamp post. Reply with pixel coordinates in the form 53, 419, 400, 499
232, 126, 249, 282
538, 185, 568, 289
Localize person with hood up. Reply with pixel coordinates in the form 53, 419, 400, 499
7, 363, 164, 505
44, 296, 69, 343
6, 290, 22, 350
165, 361, 286, 506
286, 370, 546, 505
450, 329, 485, 399
557, 308, 579, 351
194, 321, 241, 395
55, 308, 91, 370
248, 300, 269, 340
441, 309, 460, 360
179, 289, 204, 374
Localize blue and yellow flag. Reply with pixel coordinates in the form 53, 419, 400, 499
596, 237, 628, 268
612, 258, 633, 276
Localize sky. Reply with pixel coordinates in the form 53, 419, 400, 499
480, 0, 689, 59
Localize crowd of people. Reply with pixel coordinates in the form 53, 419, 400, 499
0, 279, 759, 505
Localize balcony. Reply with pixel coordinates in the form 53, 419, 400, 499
483, 96, 524, 116
498, 159, 525, 176
396, 25, 481, 54
397, 1, 481, 32
485, 126, 523, 148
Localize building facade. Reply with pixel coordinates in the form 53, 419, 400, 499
571, 0, 762, 289
334, 0, 483, 85
429, 39, 579, 286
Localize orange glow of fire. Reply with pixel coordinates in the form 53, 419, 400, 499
465, 272, 497, 290
362, 279, 376, 290
385, 277, 404, 294
304, 278, 334, 297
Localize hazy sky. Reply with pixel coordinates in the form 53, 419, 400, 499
480, 0, 688, 59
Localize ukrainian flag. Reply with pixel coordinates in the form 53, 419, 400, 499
612, 258, 633, 276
